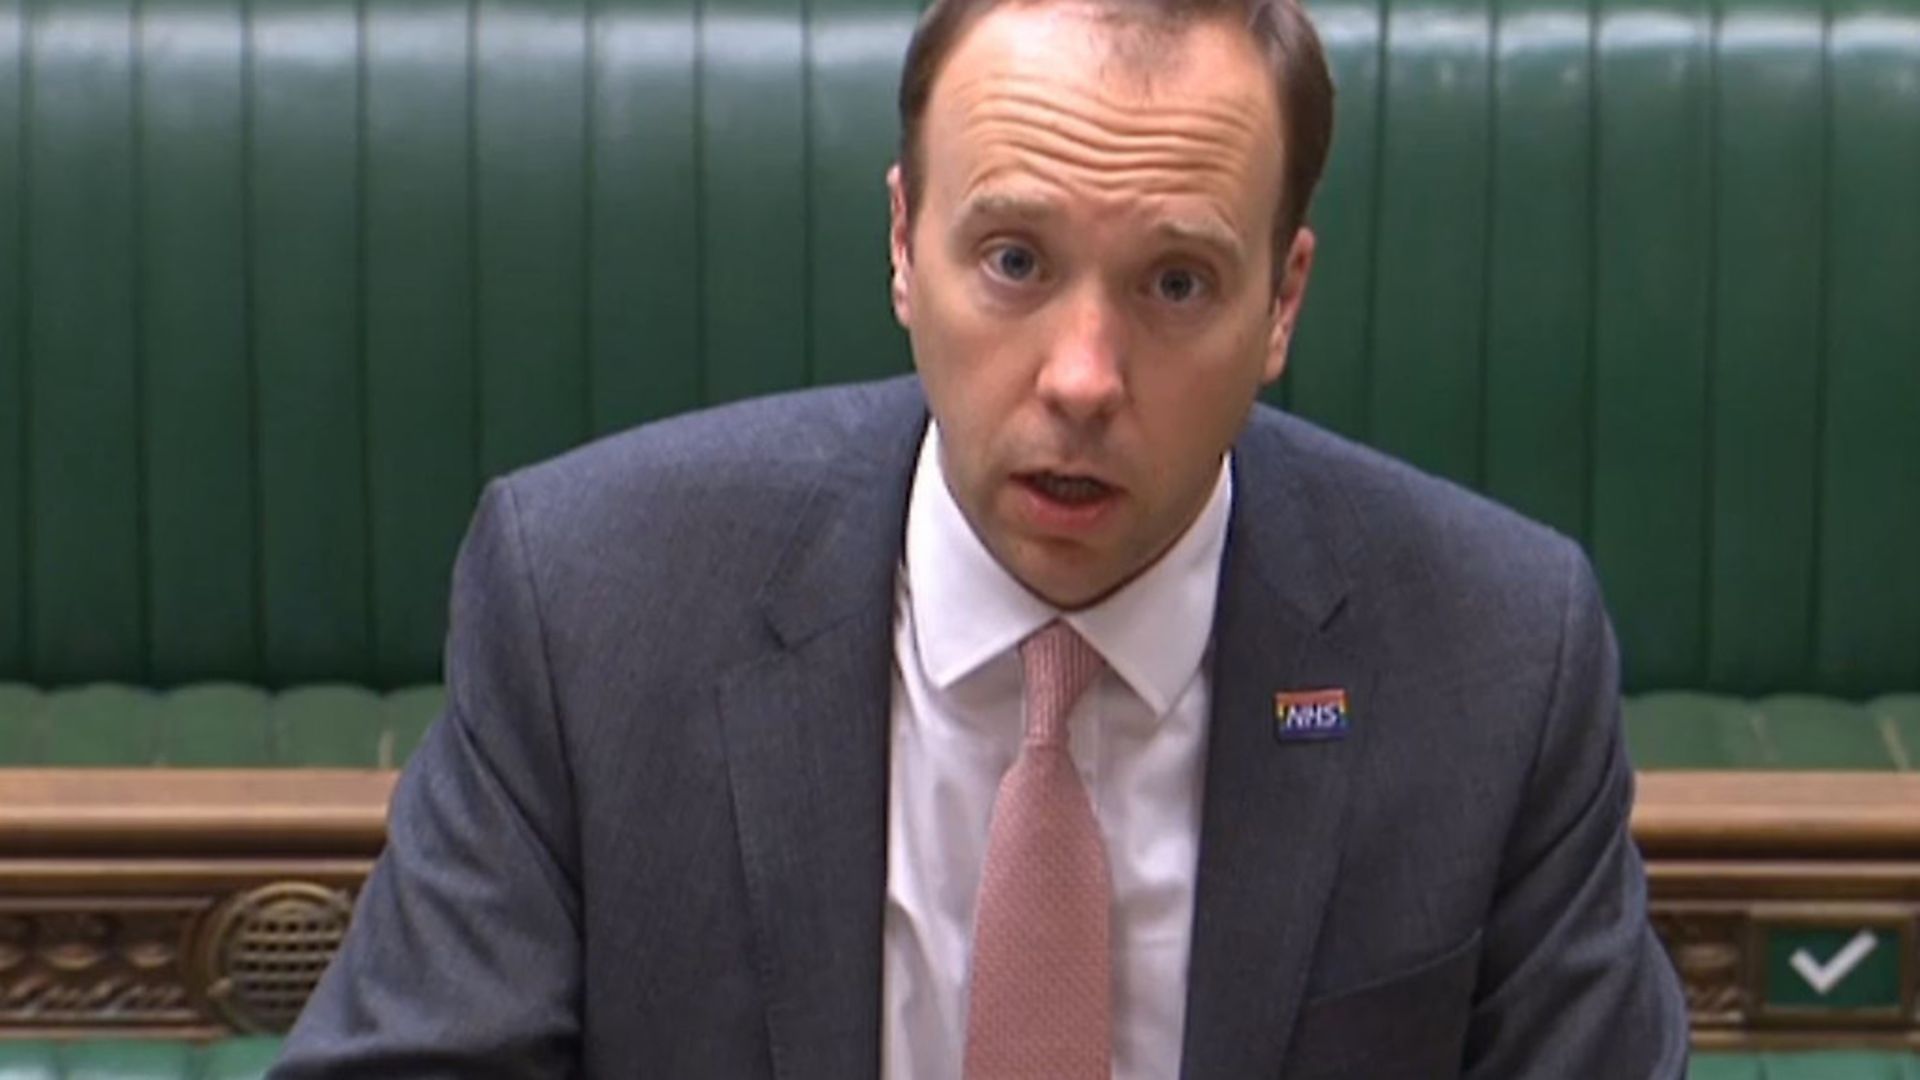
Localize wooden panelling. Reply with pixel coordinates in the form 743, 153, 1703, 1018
3, 768, 1920, 1045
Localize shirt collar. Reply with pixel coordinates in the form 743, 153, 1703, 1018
904, 421, 1233, 719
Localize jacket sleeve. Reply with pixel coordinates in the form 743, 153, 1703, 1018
272, 479, 584, 1079
1462, 544, 1691, 1078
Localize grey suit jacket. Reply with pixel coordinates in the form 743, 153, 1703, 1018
273, 375, 1688, 1078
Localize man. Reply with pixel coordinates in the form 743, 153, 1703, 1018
274, 0, 1689, 1074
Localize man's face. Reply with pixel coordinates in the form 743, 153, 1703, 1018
888, 0, 1315, 610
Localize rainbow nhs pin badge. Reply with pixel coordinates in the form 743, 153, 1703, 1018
1274, 688, 1350, 742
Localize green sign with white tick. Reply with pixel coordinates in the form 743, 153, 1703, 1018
1763, 926, 1903, 1011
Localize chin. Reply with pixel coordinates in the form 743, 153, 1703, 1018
1012, 555, 1124, 612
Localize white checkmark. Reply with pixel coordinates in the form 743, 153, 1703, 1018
1789, 930, 1879, 995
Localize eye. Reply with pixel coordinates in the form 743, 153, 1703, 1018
984, 243, 1040, 284
1153, 266, 1208, 305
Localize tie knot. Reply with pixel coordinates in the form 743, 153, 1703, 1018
1019, 621, 1105, 745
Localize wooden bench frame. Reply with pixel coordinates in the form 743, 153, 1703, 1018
1638, 773, 1920, 1051
3, 769, 1919, 1049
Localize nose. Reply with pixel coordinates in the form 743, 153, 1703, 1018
1035, 286, 1126, 425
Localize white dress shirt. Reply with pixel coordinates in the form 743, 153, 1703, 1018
882, 423, 1232, 1080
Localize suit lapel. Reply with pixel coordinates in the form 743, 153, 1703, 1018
1180, 419, 1377, 1079
718, 611, 894, 1080
716, 382, 926, 1080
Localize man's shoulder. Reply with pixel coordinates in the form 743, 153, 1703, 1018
499, 376, 921, 527
520, 376, 921, 491
1242, 405, 1589, 616
471, 376, 922, 615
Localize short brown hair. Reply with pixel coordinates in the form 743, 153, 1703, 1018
895, 0, 1334, 284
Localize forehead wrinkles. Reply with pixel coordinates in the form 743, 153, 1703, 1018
944, 70, 1271, 200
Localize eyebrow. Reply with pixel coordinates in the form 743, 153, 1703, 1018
954, 190, 1246, 266
953, 191, 1059, 234
1152, 217, 1245, 266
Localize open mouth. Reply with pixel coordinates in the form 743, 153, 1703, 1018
1020, 471, 1117, 507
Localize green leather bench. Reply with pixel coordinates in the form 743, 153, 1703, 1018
6, 684, 1920, 770
0, 1040, 280, 1079
2, 0, 1918, 1057
0, 1041, 1914, 1079
0, 685, 440, 767
1630, 694, 1920, 771
1690, 1053, 1920, 1080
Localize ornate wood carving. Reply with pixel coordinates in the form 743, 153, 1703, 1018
3, 767, 1920, 1047
0, 770, 382, 1038
0, 886, 357, 1037
1651, 906, 1748, 1026
0, 900, 208, 1027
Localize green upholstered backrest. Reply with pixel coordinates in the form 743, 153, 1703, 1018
1, 0, 1916, 696
1627, 692, 1920, 769
1, 682, 1909, 768
0, 0, 916, 692
0, 682, 440, 766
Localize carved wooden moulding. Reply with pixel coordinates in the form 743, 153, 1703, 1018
0, 768, 388, 1038
1654, 907, 1750, 1026
0, 885, 354, 1035
1638, 772, 1920, 1050
0, 902, 203, 1027
2, 768, 1919, 1047
1650, 901, 1920, 1045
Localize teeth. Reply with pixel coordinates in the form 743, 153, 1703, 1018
1033, 473, 1109, 504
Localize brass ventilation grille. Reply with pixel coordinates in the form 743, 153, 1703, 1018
200, 883, 355, 1034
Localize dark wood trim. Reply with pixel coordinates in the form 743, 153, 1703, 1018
8, 767, 1917, 858
0, 859, 376, 894
1, 767, 1914, 850
1692, 1031, 1920, 1052
0, 769, 393, 855
1651, 862, 1920, 901
1635, 772, 1920, 857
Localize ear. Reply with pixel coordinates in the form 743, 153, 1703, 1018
886, 163, 913, 327
1262, 226, 1316, 385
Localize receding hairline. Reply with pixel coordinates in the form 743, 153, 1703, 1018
942, 0, 1256, 104
897, 0, 1337, 289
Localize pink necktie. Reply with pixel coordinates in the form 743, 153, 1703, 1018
963, 620, 1112, 1080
